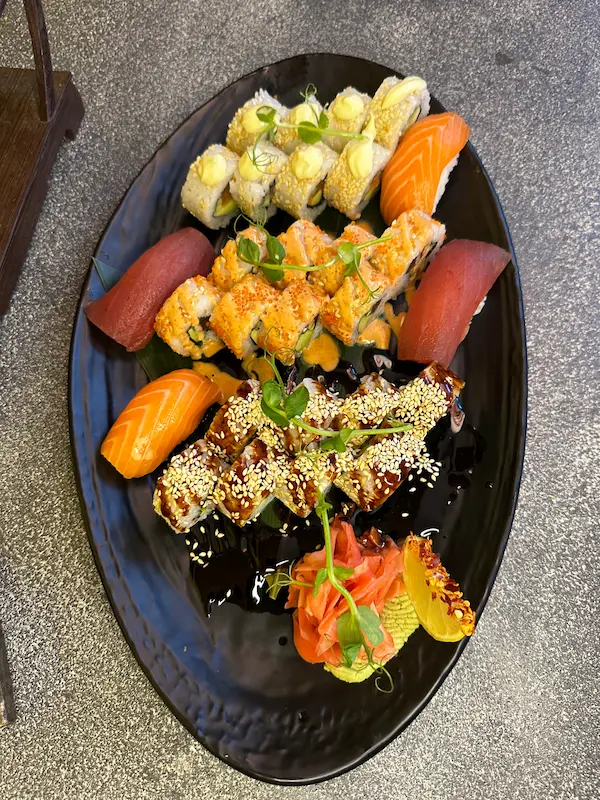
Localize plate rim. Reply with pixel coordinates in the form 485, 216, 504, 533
68, 51, 528, 785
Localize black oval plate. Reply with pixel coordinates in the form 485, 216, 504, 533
69, 54, 527, 784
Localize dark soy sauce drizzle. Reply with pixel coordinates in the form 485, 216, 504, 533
185, 347, 486, 618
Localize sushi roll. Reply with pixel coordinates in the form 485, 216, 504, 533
256, 281, 325, 365
226, 89, 288, 155
273, 220, 334, 288
369, 210, 446, 299
274, 378, 340, 453
154, 275, 224, 360
334, 373, 403, 444
274, 96, 323, 154
213, 440, 286, 527
319, 259, 392, 345
229, 143, 288, 223
324, 116, 392, 220
274, 451, 342, 517
323, 87, 371, 153
390, 361, 464, 435
205, 379, 269, 460
272, 142, 338, 222
209, 274, 279, 360
181, 145, 239, 230
153, 440, 227, 533
380, 112, 470, 223
369, 76, 430, 152
210, 225, 268, 293
309, 222, 376, 297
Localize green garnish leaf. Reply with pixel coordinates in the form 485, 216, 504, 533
320, 428, 354, 452
334, 566, 354, 581
312, 565, 354, 596
341, 643, 362, 668
266, 234, 286, 265
301, 83, 318, 101
261, 265, 285, 282
261, 380, 289, 427
238, 236, 261, 265
357, 605, 384, 647
284, 384, 309, 420
256, 105, 277, 124
318, 111, 329, 130
298, 121, 322, 145
337, 611, 362, 655
312, 568, 329, 596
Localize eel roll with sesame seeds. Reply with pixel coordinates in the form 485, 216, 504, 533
319, 259, 392, 345
226, 90, 288, 155
272, 142, 338, 222
256, 282, 325, 366
323, 115, 391, 220
181, 145, 239, 230
229, 143, 288, 223
369, 76, 430, 152
274, 451, 346, 518
272, 378, 340, 454
369, 209, 445, 300
205, 379, 269, 460
154, 275, 224, 360
333, 373, 404, 448
309, 222, 377, 297
153, 440, 228, 533
210, 225, 268, 293
208, 273, 280, 360
213, 440, 286, 526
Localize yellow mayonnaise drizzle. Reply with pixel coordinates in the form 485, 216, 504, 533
242, 107, 267, 134
347, 115, 376, 179
192, 362, 242, 403
289, 103, 316, 125
194, 152, 227, 187
302, 332, 340, 372
292, 146, 323, 180
333, 93, 364, 121
382, 76, 427, 110
238, 151, 262, 181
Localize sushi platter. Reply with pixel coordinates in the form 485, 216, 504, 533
69, 53, 526, 783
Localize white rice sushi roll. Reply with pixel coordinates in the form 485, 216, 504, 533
323, 87, 371, 153
226, 89, 288, 155
369, 76, 430, 152
272, 142, 338, 221
154, 275, 223, 360
274, 96, 323, 154
181, 145, 239, 230
229, 143, 288, 223
324, 116, 391, 220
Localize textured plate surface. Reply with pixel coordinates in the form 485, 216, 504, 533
69, 54, 526, 784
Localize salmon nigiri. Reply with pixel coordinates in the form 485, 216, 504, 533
396, 239, 511, 367
380, 112, 470, 224
101, 369, 223, 478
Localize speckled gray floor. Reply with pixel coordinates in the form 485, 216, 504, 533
1, 1, 599, 798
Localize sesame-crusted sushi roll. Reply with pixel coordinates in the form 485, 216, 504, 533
226, 89, 288, 155
229, 144, 288, 223
272, 142, 338, 222
181, 145, 239, 230
256, 281, 325, 365
153, 440, 227, 533
209, 274, 279, 360
205, 379, 267, 460
369, 76, 430, 152
274, 96, 323, 154
214, 440, 285, 527
274, 451, 342, 517
210, 226, 268, 293
324, 116, 392, 220
319, 259, 392, 345
369, 209, 445, 298
273, 378, 340, 454
323, 87, 372, 153
309, 222, 376, 297
390, 361, 464, 435
333, 373, 403, 448
154, 275, 224, 360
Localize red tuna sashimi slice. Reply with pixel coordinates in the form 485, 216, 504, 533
397, 239, 511, 367
86, 228, 215, 351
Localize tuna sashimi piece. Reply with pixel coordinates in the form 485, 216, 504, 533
380, 112, 470, 224
86, 228, 215, 351
101, 369, 222, 478
397, 239, 512, 366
